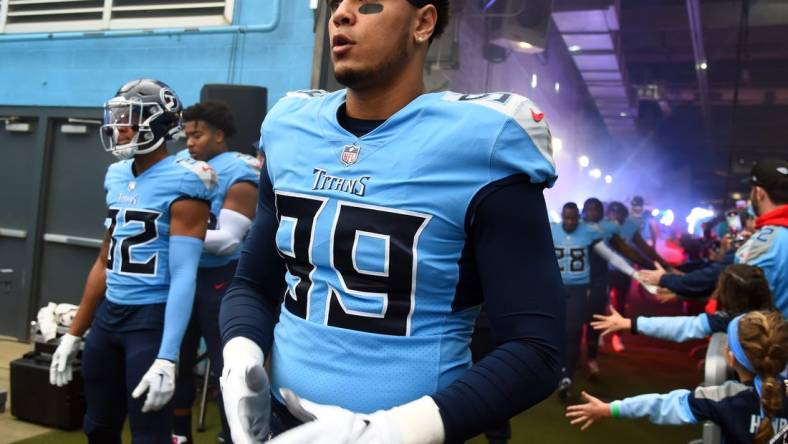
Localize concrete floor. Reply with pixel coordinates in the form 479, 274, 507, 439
0, 337, 51, 444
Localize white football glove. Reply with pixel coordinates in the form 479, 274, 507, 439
633, 272, 660, 295
49, 333, 81, 387
220, 337, 271, 444
131, 358, 176, 412
268, 388, 444, 444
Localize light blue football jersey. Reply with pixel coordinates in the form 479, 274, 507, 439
551, 222, 603, 285
619, 217, 640, 243
735, 225, 788, 316
103, 155, 217, 304
591, 219, 620, 243
261, 89, 556, 412
176, 149, 261, 268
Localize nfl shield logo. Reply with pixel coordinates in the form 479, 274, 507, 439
341, 144, 360, 166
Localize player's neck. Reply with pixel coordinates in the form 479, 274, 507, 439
132, 146, 168, 176
345, 64, 425, 120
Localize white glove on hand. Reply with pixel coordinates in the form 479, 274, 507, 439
633, 272, 660, 295
49, 333, 81, 387
269, 389, 444, 444
220, 337, 270, 444
131, 358, 176, 412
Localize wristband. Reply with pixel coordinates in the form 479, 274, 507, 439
611, 401, 620, 418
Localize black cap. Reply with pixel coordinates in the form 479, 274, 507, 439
749, 159, 788, 193
631, 196, 644, 206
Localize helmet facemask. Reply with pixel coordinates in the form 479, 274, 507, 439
100, 97, 175, 160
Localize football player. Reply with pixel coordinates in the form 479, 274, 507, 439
171, 102, 260, 444
48, 79, 216, 443
551, 202, 646, 401
218, 0, 566, 443
606, 201, 672, 351
581, 198, 653, 378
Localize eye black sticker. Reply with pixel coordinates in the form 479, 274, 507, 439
359, 3, 384, 14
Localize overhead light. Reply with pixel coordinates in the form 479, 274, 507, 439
578, 155, 590, 168
552, 137, 563, 155
619, 112, 627, 117
568, 45, 581, 52
554, 82, 560, 93
517, 41, 533, 50
660, 209, 675, 226
699, 61, 708, 70
531, 74, 538, 89
731, 192, 742, 200
651, 208, 660, 217
61, 124, 88, 134
589, 168, 602, 179
604, 175, 613, 184
686, 207, 715, 235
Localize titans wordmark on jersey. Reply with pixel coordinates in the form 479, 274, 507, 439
261, 89, 556, 412
103, 156, 217, 305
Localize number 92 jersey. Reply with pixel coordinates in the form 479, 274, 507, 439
103, 156, 217, 305
262, 89, 556, 412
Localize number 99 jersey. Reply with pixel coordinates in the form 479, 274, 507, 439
103, 156, 217, 305
262, 89, 556, 412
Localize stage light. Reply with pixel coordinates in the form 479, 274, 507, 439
554, 82, 560, 93
619, 112, 627, 117
699, 61, 708, 70
660, 210, 674, 226
604, 175, 612, 184
531, 74, 538, 89
568, 45, 581, 52
651, 208, 660, 217
686, 207, 715, 235
578, 155, 590, 168
552, 137, 562, 156
589, 168, 602, 179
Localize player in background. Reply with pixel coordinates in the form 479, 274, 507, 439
48, 79, 216, 443
218, 1, 566, 443
552, 202, 649, 402
629, 196, 659, 247
172, 102, 260, 444
581, 198, 654, 378
606, 201, 672, 351
567, 311, 788, 444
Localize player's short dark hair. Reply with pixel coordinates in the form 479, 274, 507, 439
607, 201, 629, 219
182, 101, 237, 139
562, 202, 579, 212
583, 198, 603, 212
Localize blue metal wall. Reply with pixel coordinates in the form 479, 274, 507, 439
0, 0, 315, 108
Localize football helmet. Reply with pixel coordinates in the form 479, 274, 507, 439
101, 79, 182, 160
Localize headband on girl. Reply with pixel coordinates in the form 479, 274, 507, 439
727, 314, 764, 418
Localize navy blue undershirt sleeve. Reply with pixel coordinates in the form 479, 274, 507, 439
219, 166, 286, 355
658, 251, 734, 299
433, 179, 565, 443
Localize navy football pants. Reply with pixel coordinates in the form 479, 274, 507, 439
562, 284, 590, 381
174, 261, 237, 441
585, 277, 609, 360
82, 323, 172, 444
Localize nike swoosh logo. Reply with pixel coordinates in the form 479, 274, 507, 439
213, 282, 227, 290
531, 109, 545, 122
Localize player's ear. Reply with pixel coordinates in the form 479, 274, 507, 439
412, 4, 437, 44
214, 128, 225, 144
